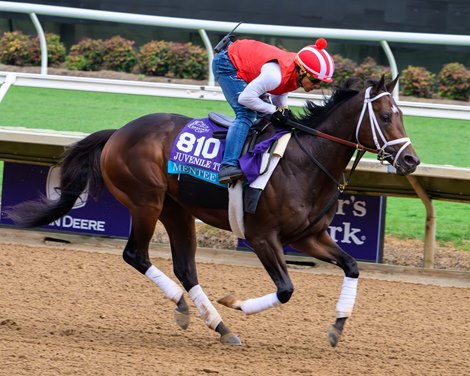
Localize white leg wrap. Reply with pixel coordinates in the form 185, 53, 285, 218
336, 277, 359, 318
240, 292, 282, 315
188, 285, 222, 330
145, 265, 184, 304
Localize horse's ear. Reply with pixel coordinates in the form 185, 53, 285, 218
371, 74, 386, 96
386, 75, 400, 93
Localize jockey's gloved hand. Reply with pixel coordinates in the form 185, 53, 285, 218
270, 106, 291, 126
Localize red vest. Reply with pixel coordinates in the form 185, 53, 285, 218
227, 40, 299, 95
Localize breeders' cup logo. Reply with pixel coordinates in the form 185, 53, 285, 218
188, 120, 210, 133
46, 166, 88, 209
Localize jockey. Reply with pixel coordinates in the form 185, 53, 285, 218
212, 37, 335, 184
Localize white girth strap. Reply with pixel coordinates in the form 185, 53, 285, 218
227, 133, 292, 239
228, 180, 245, 239
355, 87, 411, 167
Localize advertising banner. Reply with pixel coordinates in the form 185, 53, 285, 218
1, 163, 385, 262
238, 193, 386, 263
0, 162, 131, 238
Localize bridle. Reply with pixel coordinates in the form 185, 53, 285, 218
286, 85, 413, 191
356, 86, 411, 168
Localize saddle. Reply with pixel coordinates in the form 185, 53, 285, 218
209, 111, 272, 152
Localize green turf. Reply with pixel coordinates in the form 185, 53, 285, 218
0, 86, 468, 250
0, 86, 232, 131
402, 116, 470, 167
385, 115, 470, 251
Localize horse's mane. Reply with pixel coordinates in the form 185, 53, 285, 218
293, 77, 360, 128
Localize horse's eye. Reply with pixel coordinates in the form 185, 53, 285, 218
380, 113, 392, 124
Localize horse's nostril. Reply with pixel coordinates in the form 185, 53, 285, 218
404, 154, 420, 166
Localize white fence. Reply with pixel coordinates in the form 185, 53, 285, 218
1, 1, 470, 97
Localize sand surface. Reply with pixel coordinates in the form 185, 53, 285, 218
0, 232, 469, 376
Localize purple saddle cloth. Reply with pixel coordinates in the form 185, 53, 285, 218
169, 117, 287, 186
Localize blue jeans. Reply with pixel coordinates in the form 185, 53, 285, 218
212, 50, 256, 167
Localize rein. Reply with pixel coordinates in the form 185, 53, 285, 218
292, 130, 366, 192
286, 118, 378, 155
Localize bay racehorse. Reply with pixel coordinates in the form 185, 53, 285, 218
7, 76, 420, 347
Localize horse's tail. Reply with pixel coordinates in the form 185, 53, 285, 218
6, 129, 116, 228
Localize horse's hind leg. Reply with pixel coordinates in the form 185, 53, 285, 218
291, 231, 359, 347
123, 206, 190, 329
159, 197, 241, 345
218, 235, 294, 316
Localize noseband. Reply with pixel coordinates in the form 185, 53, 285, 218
355, 87, 411, 168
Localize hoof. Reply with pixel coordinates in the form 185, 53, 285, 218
327, 324, 342, 347
217, 293, 242, 310
174, 309, 190, 330
220, 332, 242, 346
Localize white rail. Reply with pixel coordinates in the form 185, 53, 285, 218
1, 1, 470, 96
1, 72, 469, 120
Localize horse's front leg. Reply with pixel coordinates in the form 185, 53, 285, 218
218, 235, 294, 315
122, 207, 191, 330
291, 231, 359, 347
159, 200, 241, 346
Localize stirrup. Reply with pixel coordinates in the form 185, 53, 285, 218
218, 166, 243, 184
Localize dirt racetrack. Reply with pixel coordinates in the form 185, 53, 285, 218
0, 231, 469, 376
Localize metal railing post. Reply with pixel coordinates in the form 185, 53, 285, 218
380, 40, 399, 100
29, 12, 48, 75
198, 29, 214, 86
